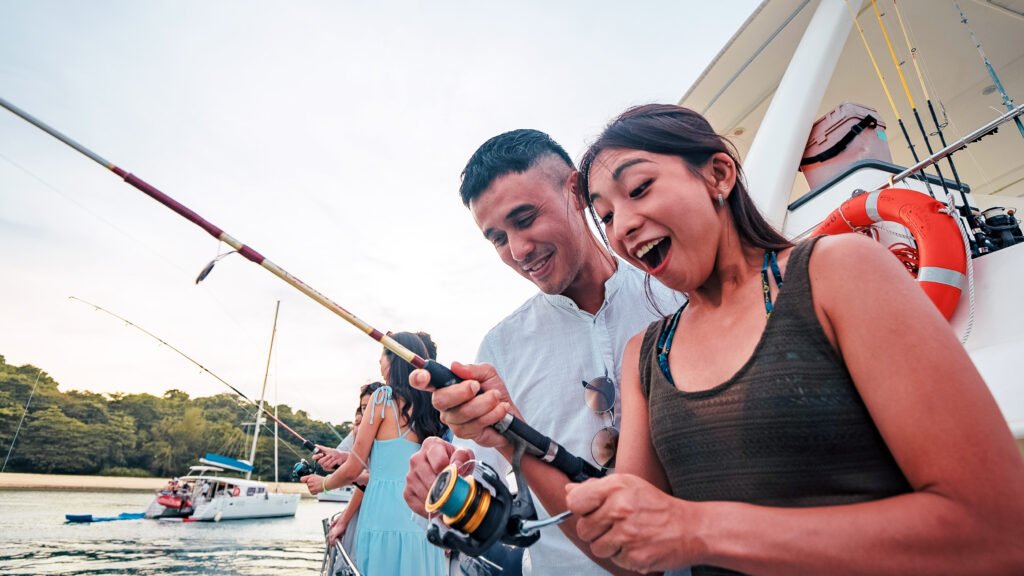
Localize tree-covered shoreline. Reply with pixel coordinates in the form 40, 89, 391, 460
0, 355, 350, 479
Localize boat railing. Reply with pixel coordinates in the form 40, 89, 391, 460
320, 515, 361, 576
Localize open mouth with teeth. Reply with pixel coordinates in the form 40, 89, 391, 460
633, 237, 670, 272
522, 253, 552, 276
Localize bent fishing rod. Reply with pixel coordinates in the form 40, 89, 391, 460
69, 295, 316, 453
3, 97, 603, 483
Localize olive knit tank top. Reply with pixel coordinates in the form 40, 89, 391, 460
639, 238, 911, 576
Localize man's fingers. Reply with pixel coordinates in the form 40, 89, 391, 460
409, 368, 433, 391
441, 390, 503, 426
431, 380, 482, 412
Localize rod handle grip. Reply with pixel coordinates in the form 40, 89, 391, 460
421, 360, 604, 481
423, 360, 463, 389
506, 419, 605, 482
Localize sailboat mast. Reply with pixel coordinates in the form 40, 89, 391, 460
274, 382, 279, 484
247, 300, 281, 480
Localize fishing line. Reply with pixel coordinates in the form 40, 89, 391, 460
905, 13, 991, 187
1, 96, 604, 484
842, 0, 936, 197
68, 295, 321, 451
0, 150, 251, 332
2, 368, 43, 472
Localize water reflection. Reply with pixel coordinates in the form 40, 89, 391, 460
0, 490, 330, 575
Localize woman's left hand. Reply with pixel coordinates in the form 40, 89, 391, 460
301, 474, 326, 495
566, 474, 701, 574
327, 515, 349, 547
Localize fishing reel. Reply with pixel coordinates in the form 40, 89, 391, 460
291, 458, 324, 481
424, 458, 544, 557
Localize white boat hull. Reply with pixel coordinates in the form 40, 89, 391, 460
190, 492, 300, 521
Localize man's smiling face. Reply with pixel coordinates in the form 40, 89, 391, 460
470, 155, 588, 296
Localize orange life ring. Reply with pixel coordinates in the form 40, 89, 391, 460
813, 187, 966, 320
232, 486, 240, 497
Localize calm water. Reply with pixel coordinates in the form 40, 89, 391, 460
0, 490, 339, 575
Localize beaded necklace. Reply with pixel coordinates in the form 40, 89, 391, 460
657, 250, 783, 386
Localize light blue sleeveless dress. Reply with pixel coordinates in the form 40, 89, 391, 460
354, 386, 446, 575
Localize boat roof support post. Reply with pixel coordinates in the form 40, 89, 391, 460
742, 0, 861, 231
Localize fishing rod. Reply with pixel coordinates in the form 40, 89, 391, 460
890, 0, 967, 196
68, 295, 318, 453
871, 0, 957, 203
2, 97, 603, 485
889, 0, 985, 256
954, 1, 1024, 140
870, 0, 987, 255
878, 102, 1024, 190
842, 0, 936, 198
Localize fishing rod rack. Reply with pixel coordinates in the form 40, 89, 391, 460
878, 102, 1024, 255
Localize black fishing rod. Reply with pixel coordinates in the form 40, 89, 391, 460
3, 97, 603, 484
871, 0, 953, 202
69, 296, 319, 452
890, 1, 967, 193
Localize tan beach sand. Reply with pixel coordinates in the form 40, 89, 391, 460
0, 472, 312, 495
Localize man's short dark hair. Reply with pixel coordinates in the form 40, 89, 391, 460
459, 129, 575, 207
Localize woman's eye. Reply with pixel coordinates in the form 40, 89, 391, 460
629, 179, 652, 199
599, 212, 613, 225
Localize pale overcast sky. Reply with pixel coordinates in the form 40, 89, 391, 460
0, 0, 759, 424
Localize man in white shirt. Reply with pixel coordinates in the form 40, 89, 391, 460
403, 129, 680, 575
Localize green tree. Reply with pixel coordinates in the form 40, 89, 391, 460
1, 354, 347, 477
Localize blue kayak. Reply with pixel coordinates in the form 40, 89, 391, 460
65, 512, 146, 523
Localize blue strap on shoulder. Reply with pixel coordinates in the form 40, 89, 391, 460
368, 385, 408, 437
657, 304, 687, 386
368, 385, 394, 425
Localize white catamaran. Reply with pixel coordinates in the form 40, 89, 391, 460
144, 454, 299, 522
144, 301, 301, 521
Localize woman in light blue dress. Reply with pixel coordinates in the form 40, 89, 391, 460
310, 331, 446, 575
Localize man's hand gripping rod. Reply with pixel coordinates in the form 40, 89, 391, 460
423, 362, 604, 482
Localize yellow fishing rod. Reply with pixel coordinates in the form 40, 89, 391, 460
890, 0, 964, 190
843, 0, 935, 198
870, 0, 949, 199
889, 0, 978, 239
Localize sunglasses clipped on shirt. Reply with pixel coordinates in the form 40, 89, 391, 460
582, 375, 619, 471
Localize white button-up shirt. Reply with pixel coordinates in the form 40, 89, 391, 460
459, 261, 683, 576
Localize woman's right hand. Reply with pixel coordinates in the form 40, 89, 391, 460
409, 361, 520, 449
301, 474, 325, 496
313, 446, 348, 472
